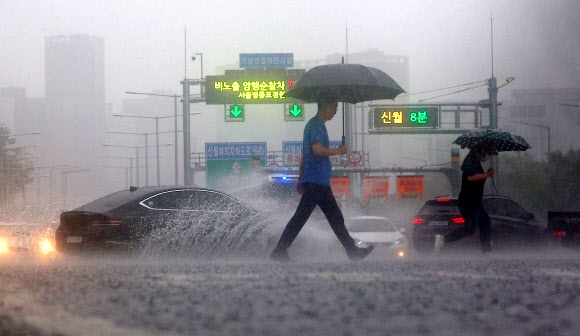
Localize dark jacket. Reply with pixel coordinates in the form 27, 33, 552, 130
458, 149, 486, 212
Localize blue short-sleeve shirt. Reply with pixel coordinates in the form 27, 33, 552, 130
301, 116, 332, 186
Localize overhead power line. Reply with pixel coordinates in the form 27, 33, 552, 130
418, 83, 488, 102
401, 80, 488, 97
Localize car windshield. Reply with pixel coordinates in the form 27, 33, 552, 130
348, 218, 397, 233
483, 197, 530, 219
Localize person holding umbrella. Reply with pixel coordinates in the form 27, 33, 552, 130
434, 143, 497, 254
270, 96, 374, 262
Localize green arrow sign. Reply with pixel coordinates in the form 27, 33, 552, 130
289, 104, 302, 117
230, 105, 243, 118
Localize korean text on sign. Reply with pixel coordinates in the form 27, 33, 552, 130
381, 111, 404, 124
205, 142, 267, 160
396, 176, 425, 200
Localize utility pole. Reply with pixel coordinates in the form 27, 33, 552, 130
182, 78, 191, 186
181, 79, 205, 186
488, 14, 498, 130
488, 77, 498, 129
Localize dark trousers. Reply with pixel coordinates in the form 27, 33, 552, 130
444, 204, 492, 251
274, 182, 356, 252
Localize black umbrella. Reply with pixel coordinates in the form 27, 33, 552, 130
286, 63, 405, 143
286, 63, 405, 104
452, 128, 531, 152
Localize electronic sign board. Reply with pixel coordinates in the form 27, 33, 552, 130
373, 106, 439, 128
205, 69, 305, 105
225, 104, 245, 122
284, 104, 305, 121
239, 53, 294, 69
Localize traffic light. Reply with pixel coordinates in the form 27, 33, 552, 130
225, 104, 245, 122
284, 103, 305, 121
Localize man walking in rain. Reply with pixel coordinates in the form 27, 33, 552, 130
270, 97, 374, 262
434, 143, 496, 254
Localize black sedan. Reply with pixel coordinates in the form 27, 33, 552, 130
55, 186, 264, 255
412, 195, 548, 253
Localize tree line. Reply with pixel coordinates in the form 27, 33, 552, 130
0, 124, 35, 218
497, 149, 580, 217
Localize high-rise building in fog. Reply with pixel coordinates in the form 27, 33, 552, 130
45, 35, 104, 100
44, 34, 105, 169
34, 34, 107, 209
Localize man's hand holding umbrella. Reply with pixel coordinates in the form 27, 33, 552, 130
296, 143, 348, 195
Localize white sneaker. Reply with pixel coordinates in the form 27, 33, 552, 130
434, 234, 444, 253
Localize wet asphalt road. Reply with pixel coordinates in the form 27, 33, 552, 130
1, 249, 580, 336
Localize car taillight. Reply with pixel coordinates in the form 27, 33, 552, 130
93, 219, 123, 226
451, 217, 465, 225
554, 231, 566, 237
413, 217, 425, 225
437, 197, 451, 202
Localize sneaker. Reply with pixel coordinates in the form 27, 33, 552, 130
270, 248, 290, 262
347, 245, 375, 261
434, 234, 444, 254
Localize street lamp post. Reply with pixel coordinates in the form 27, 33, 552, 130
510, 120, 551, 154
48, 166, 71, 216
181, 81, 205, 186
61, 168, 90, 210
35, 165, 67, 208
99, 166, 130, 189
112, 115, 176, 186
103, 141, 173, 187
100, 155, 134, 186
108, 131, 174, 186
125, 91, 181, 185
192, 53, 204, 97
102, 144, 142, 186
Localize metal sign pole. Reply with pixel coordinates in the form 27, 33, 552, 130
182, 78, 191, 186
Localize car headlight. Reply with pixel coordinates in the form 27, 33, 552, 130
0, 239, 8, 253
38, 238, 54, 255
394, 237, 408, 246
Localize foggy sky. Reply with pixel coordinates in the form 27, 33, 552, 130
2, 0, 579, 113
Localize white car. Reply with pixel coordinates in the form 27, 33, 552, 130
0, 222, 56, 258
347, 216, 409, 258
